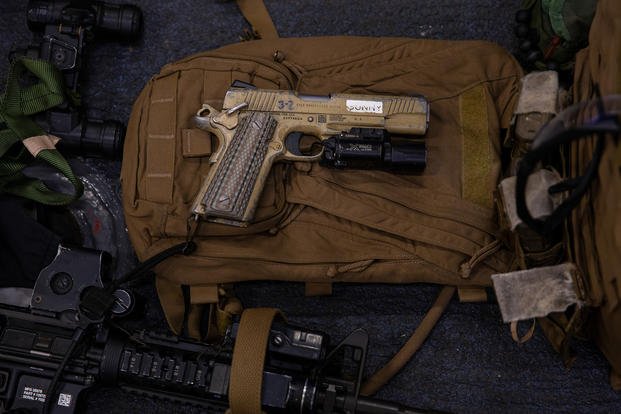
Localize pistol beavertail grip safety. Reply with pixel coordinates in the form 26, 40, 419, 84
191, 87, 429, 226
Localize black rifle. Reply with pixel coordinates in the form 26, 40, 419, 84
0, 246, 425, 414
10, 0, 143, 158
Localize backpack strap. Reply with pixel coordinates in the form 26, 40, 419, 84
0, 57, 83, 205
360, 286, 455, 396
236, 0, 279, 39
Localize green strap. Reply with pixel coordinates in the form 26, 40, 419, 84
0, 57, 83, 205
2, 58, 66, 116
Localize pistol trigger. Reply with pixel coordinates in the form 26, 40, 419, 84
284, 132, 324, 159
285, 132, 305, 156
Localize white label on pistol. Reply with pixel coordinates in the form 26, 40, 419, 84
345, 100, 383, 114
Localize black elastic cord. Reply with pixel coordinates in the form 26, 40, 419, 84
515, 119, 619, 236
42, 327, 84, 414
76, 241, 196, 324
112, 240, 196, 289
181, 284, 192, 338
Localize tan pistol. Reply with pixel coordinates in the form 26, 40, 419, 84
191, 85, 429, 227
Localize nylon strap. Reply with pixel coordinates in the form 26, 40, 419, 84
611, 369, 621, 391
236, 0, 279, 39
457, 287, 488, 302
305, 281, 333, 296
0, 57, 83, 205
22, 134, 61, 157
510, 320, 536, 344
229, 308, 281, 414
360, 286, 455, 396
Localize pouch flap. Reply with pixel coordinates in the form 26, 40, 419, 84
498, 169, 563, 231
492, 263, 583, 323
515, 71, 559, 115
182, 128, 212, 158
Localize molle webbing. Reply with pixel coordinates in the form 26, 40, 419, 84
145, 73, 177, 203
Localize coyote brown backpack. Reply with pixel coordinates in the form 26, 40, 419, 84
121, 38, 521, 321
119, 4, 533, 398
121, 0, 621, 393
120, 4, 523, 341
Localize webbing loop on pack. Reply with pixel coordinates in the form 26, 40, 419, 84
510, 319, 536, 344
0, 57, 83, 205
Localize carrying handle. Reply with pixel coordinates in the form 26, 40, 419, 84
236, 0, 279, 39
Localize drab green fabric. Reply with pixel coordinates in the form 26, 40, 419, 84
542, 0, 572, 40
0, 57, 83, 205
522, 0, 597, 69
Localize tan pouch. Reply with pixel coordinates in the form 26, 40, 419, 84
489, 0, 621, 389
569, 0, 621, 386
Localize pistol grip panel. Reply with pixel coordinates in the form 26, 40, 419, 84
199, 112, 277, 224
